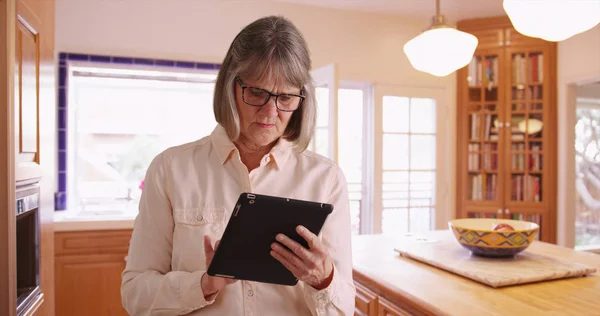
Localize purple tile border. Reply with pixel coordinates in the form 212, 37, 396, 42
54, 52, 220, 210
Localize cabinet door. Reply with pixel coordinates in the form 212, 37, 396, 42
55, 253, 128, 316
14, 16, 43, 181
503, 46, 553, 240
460, 48, 506, 218
354, 282, 377, 316
377, 297, 411, 316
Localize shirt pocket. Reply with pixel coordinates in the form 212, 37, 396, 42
172, 206, 227, 236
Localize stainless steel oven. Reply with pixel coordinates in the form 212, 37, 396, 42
15, 182, 41, 316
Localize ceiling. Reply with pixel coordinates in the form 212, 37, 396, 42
273, 0, 506, 22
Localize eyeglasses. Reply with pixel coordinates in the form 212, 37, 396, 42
235, 77, 305, 112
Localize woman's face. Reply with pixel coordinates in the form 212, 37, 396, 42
235, 77, 300, 147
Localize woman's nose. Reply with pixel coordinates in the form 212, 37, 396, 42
260, 97, 279, 117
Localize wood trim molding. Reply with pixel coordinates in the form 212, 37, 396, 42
456, 15, 512, 31
0, 0, 17, 315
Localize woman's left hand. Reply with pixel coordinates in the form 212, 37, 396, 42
270, 225, 334, 290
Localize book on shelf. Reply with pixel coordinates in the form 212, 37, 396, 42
511, 175, 541, 201
512, 53, 544, 85
468, 56, 498, 87
470, 173, 497, 200
511, 143, 542, 171
470, 114, 498, 141
467, 143, 498, 171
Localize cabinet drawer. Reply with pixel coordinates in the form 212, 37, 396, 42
55, 229, 132, 256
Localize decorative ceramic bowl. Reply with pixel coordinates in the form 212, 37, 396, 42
448, 218, 539, 257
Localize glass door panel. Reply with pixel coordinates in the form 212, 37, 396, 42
466, 53, 502, 204
507, 50, 545, 204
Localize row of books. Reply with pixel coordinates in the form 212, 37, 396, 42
470, 114, 538, 142
470, 114, 499, 141
466, 53, 544, 87
513, 53, 544, 84
469, 174, 498, 201
468, 173, 542, 202
512, 85, 543, 100
511, 144, 543, 171
511, 174, 541, 201
467, 143, 499, 171
467, 56, 499, 87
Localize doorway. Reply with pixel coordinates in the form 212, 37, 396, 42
575, 81, 600, 252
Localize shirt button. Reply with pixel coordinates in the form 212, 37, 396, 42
196, 215, 203, 221
247, 290, 254, 297
244, 189, 250, 193
317, 293, 325, 300
265, 156, 270, 163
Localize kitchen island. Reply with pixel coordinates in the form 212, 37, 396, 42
352, 231, 600, 316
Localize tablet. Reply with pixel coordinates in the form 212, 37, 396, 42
206, 193, 334, 286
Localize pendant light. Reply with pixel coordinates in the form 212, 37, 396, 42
503, 0, 600, 42
403, 0, 478, 77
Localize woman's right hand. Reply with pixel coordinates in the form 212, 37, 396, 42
201, 235, 237, 299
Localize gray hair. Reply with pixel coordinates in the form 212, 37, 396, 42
213, 15, 316, 151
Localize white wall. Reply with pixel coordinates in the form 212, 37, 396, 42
55, 0, 455, 88
557, 24, 600, 247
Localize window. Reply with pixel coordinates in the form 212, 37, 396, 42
338, 88, 367, 235
66, 64, 218, 214
310, 83, 444, 236
381, 96, 437, 235
310, 84, 371, 235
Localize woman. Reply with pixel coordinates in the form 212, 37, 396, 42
121, 15, 355, 316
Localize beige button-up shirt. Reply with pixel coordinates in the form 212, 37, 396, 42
121, 124, 356, 316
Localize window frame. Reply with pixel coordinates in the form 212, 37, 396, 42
54, 52, 220, 212
338, 81, 375, 234
372, 84, 451, 234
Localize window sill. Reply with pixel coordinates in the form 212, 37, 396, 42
53, 210, 136, 232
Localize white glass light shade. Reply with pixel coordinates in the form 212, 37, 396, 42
503, 0, 600, 42
403, 27, 478, 77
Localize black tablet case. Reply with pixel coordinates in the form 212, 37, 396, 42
207, 193, 334, 286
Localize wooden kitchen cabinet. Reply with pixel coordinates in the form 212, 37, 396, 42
377, 296, 411, 316
354, 281, 378, 316
455, 16, 557, 243
14, 0, 45, 182
55, 229, 132, 316
353, 280, 418, 316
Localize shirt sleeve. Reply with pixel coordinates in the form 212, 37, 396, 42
121, 152, 217, 315
302, 165, 356, 316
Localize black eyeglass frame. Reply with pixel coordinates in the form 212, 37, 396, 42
235, 76, 305, 112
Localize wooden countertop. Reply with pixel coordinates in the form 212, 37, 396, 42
351, 231, 600, 316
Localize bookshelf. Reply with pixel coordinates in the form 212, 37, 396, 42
456, 17, 557, 243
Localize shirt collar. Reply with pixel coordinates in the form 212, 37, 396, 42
210, 124, 294, 170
